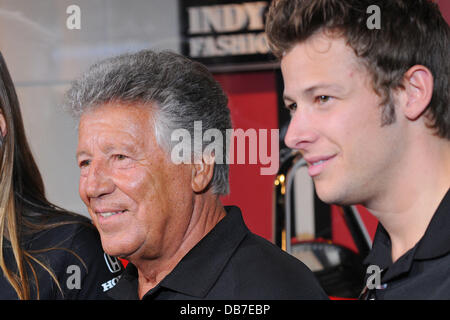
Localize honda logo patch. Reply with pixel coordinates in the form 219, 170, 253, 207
104, 253, 122, 273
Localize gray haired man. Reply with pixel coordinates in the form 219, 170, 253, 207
65, 50, 327, 300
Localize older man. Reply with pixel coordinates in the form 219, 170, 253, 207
65, 50, 327, 300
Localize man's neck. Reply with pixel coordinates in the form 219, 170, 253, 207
367, 137, 450, 263
133, 195, 226, 299
377, 184, 447, 263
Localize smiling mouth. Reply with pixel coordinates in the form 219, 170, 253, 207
305, 155, 337, 177
98, 209, 128, 218
312, 160, 326, 166
306, 155, 336, 166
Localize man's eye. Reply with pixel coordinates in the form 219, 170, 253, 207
79, 160, 90, 168
286, 102, 297, 112
315, 95, 332, 104
114, 154, 127, 160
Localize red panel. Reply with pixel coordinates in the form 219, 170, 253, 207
356, 205, 379, 239
438, 0, 450, 24
331, 206, 357, 252
331, 205, 378, 253
214, 72, 279, 241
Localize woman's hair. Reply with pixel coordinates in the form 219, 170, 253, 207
0, 52, 87, 299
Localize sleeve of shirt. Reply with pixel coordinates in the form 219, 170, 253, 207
57, 223, 124, 300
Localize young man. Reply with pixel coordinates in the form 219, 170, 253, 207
265, 0, 449, 299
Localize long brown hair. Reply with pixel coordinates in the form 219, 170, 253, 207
0, 52, 87, 299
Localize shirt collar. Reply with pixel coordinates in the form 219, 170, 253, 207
414, 188, 450, 260
363, 223, 392, 271
108, 263, 140, 300
108, 205, 248, 299
160, 205, 248, 298
364, 188, 450, 281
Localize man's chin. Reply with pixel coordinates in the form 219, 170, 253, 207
314, 182, 337, 204
102, 246, 129, 259
316, 185, 363, 207
315, 182, 347, 206
100, 237, 140, 259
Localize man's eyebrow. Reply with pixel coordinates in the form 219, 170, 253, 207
76, 143, 139, 160
303, 83, 345, 95
283, 83, 346, 103
282, 94, 295, 104
108, 143, 139, 155
76, 150, 90, 160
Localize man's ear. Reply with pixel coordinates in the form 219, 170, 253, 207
0, 111, 7, 138
400, 65, 434, 121
191, 154, 215, 193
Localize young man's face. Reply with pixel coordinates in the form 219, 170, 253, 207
281, 33, 404, 206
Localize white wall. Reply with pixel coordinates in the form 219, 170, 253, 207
0, 0, 180, 216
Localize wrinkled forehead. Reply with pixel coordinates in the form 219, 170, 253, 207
77, 103, 157, 152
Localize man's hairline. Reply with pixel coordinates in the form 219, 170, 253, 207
280, 31, 385, 103
75, 99, 166, 150
75, 99, 228, 170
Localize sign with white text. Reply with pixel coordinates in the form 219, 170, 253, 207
179, 0, 277, 72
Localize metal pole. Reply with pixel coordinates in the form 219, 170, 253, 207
284, 158, 307, 254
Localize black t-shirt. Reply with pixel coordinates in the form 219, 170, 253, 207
108, 206, 328, 300
0, 214, 123, 299
361, 188, 450, 299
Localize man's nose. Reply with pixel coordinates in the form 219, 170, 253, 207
85, 161, 115, 199
284, 109, 319, 152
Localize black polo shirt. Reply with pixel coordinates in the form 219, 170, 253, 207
108, 206, 328, 300
361, 188, 450, 299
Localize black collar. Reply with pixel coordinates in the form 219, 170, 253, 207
108, 206, 249, 299
414, 188, 450, 259
364, 188, 450, 281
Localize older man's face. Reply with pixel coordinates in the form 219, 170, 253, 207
77, 103, 193, 260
